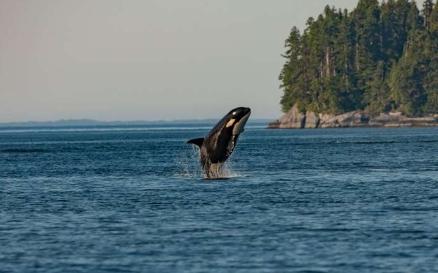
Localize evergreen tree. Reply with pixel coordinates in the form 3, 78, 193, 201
423, 56, 438, 113
423, 3, 438, 113
388, 30, 428, 116
278, 0, 438, 116
365, 61, 390, 115
351, 0, 381, 90
430, 1, 438, 32
423, 0, 434, 30
279, 27, 303, 112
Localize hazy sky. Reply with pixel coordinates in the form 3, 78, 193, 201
0, 0, 425, 122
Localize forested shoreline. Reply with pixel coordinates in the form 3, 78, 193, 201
279, 0, 438, 117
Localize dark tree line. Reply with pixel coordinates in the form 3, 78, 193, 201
279, 0, 438, 116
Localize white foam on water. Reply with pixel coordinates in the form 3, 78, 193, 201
177, 144, 246, 180
202, 159, 246, 180
176, 145, 202, 178
219, 161, 242, 178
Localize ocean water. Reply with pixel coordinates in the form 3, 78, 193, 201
1, 123, 438, 273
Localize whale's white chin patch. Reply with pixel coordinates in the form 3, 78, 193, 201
232, 112, 250, 135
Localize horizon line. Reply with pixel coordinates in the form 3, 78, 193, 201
0, 117, 276, 126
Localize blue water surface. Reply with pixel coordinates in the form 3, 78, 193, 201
1, 124, 438, 273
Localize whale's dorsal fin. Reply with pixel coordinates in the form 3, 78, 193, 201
187, 138, 204, 148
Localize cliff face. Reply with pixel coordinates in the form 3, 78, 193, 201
268, 104, 438, 129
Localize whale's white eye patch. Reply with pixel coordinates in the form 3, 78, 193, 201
226, 119, 236, 128
232, 112, 237, 115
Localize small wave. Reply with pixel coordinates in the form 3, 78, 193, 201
290, 139, 438, 146
1, 148, 47, 153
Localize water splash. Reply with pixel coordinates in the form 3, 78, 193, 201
176, 145, 202, 178
204, 161, 241, 179
221, 160, 244, 178
177, 145, 242, 180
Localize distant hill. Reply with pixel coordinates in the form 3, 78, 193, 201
0, 119, 105, 127
279, 0, 438, 117
0, 119, 271, 128
0, 119, 208, 128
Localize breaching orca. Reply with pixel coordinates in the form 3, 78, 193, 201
187, 107, 251, 179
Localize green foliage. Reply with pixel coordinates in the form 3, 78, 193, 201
279, 0, 438, 117
365, 61, 391, 115
388, 30, 429, 116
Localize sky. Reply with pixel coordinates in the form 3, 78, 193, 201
0, 0, 426, 122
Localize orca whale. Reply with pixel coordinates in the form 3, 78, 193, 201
187, 107, 251, 179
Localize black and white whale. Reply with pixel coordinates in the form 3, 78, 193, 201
187, 107, 251, 178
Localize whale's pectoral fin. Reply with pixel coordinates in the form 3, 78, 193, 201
187, 138, 204, 148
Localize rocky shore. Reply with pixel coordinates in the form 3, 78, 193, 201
268, 104, 438, 129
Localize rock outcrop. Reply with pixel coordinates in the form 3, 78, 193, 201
319, 111, 369, 128
305, 111, 320, 128
269, 104, 306, 129
268, 104, 438, 129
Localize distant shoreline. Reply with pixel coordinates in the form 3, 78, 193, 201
268, 105, 438, 129
0, 119, 272, 128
